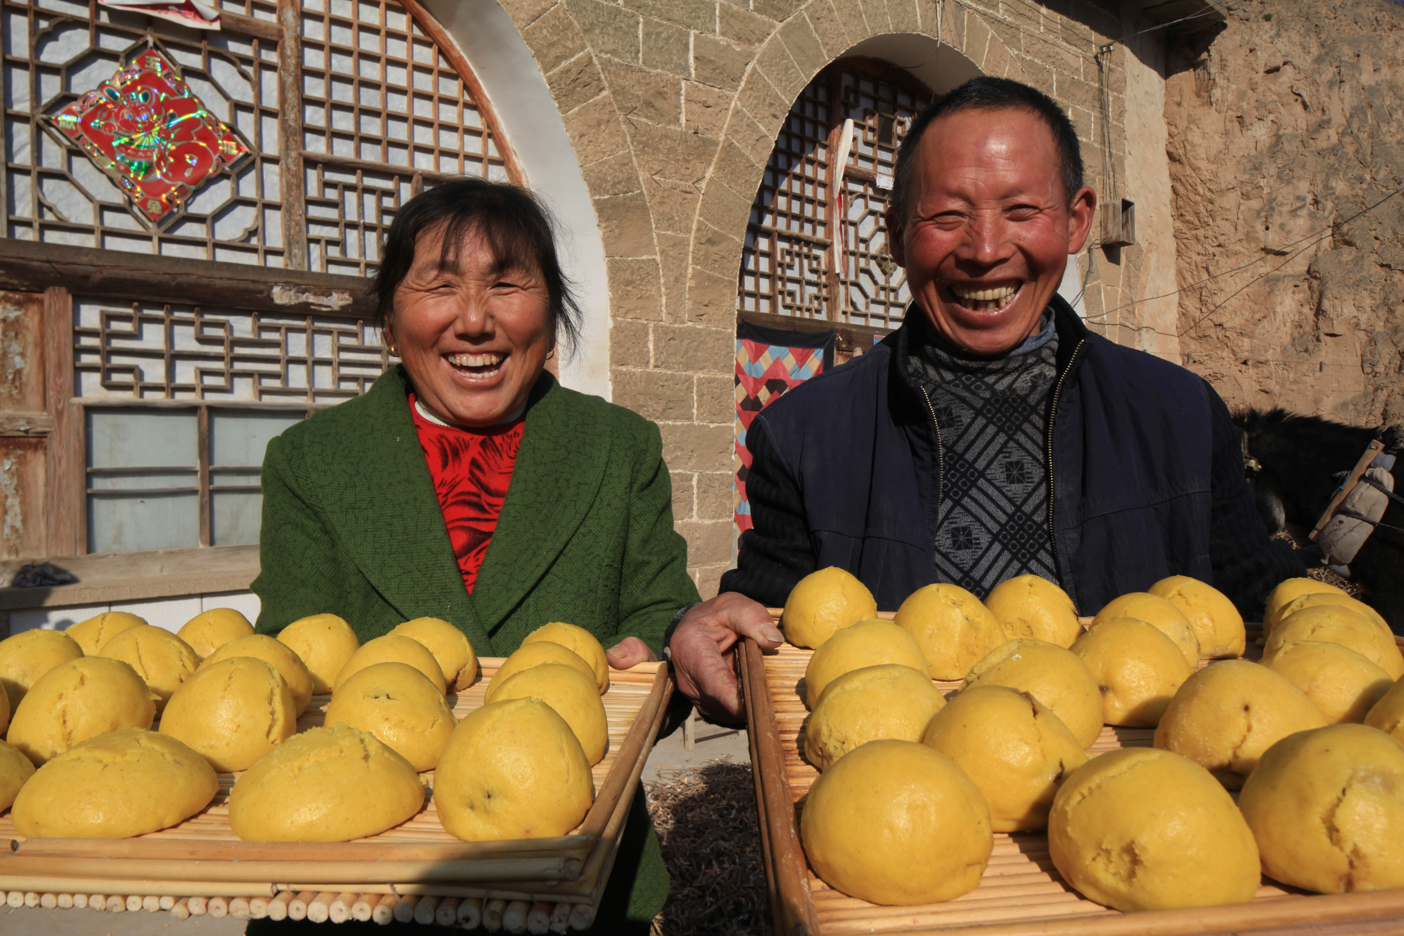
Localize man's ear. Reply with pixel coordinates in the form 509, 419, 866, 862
885, 209, 908, 268
1066, 186, 1097, 254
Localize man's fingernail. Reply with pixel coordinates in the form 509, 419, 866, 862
761, 625, 783, 643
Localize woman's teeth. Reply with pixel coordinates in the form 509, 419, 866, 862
447, 352, 503, 373
951, 284, 1018, 311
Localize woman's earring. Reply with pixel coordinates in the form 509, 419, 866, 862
386, 342, 398, 357
546, 348, 557, 361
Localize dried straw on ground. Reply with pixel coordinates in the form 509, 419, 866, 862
646, 760, 770, 936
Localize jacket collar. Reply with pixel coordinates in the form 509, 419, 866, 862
343, 367, 607, 648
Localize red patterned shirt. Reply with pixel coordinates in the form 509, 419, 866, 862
409, 393, 525, 594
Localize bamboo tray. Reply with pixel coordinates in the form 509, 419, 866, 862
0, 657, 673, 919
742, 613, 1404, 936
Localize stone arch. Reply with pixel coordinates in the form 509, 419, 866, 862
687, 2, 1027, 320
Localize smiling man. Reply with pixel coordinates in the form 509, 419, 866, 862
663, 78, 1305, 722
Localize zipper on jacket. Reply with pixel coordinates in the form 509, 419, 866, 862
1045, 339, 1084, 583
919, 386, 945, 512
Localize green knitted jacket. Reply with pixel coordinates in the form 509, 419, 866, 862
252, 365, 697, 922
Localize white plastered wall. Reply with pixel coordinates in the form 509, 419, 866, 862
419, 0, 612, 400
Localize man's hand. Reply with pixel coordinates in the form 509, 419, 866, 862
668, 592, 782, 723
605, 635, 658, 669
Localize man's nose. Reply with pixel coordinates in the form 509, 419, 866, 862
963, 212, 1010, 266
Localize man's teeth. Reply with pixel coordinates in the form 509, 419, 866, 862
951, 284, 1018, 312
448, 353, 503, 368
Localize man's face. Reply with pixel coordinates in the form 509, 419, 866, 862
886, 107, 1096, 355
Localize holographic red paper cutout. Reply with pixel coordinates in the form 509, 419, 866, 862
49, 48, 251, 227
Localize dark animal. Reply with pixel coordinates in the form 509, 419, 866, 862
1235, 408, 1404, 634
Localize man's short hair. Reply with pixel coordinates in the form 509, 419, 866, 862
889, 77, 1085, 226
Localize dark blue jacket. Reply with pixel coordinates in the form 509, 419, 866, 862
720, 298, 1301, 616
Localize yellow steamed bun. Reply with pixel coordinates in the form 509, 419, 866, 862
96, 624, 199, 713
229, 724, 424, 842
324, 662, 457, 772
923, 685, 1087, 832
894, 583, 1007, 680
1148, 575, 1246, 659
1153, 660, 1328, 787
201, 634, 315, 715
1365, 678, 1404, 742
521, 621, 609, 693
1266, 605, 1404, 679
488, 663, 609, 766
802, 664, 946, 772
7, 657, 156, 765
176, 608, 254, 659
434, 698, 594, 841
802, 619, 929, 709
484, 642, 596, 703
0, 740, 35, 812
782, 567, 878, 650
159, 657, 297, 772
964, 638, 1104, 748
983, 574, 1083, 648
277, 613, 360, 695
1070, 618, 1192, 727
1091, 592, 1200, 666
1049, 747, 1261, 911
391, 618, 478, 691
336, 634, 447, 695
1264, 577, 1346, 636
1238, 724, 1404, 893
800, 740, 993, 905
11, 729, 216, 838
1262, 640, 1393, 724
0, 629, 83, 716
65, 611, 146, 656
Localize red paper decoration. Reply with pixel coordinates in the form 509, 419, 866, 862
50, 48, 250, 227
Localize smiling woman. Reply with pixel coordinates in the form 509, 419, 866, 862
248, 179, 699, 930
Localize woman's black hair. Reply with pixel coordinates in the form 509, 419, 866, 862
889, 76, 1085, 227
370, 178, 583, 355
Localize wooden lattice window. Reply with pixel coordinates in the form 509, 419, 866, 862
1, 0, 518, 272
738, 59, 932, 335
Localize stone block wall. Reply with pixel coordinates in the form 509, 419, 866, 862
492, 0, 1164, 594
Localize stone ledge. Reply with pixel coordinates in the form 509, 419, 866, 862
0, 545, 260, 611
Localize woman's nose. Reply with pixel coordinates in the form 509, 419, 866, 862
453, 290, 492, 336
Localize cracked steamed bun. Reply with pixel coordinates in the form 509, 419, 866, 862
1153, 660, 1328, 787
803, 664, 946, 772
521, 621, 609, 694
0, 740, 35, 813
96, 625, 199, 713
894, 583, 1007, 680
11, 729, 216, 838
1148, 575, 1245, 659
66, 611, 146, 656
1262, 640, 1393, 725
1264, 578, 1347, 636
7, 657, 157, 765
277, 613, 360, 695
487, 663, 608, 766
200, 634, 315, 715
324, 662, 457, 771
1266, 605, 1404, 680
964, 638, 1104, 749
1238, 724, 1404, 893
158, 657, 297, 772
1049, 747, 1261, 912
0, 629, 83, 717
923, 685, 1087, 832
983, 574, 1083, 648
1091, 593, 1200, 667
391, 618, 478, 692
484, 642, 596, 703
229, 724, 424, 842
336, 634, 447, 695
1365, 678, 1404, 742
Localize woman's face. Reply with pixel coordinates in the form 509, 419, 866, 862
385, 225, 553, 427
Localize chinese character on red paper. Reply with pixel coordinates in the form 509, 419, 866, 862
50, 48, 250, 227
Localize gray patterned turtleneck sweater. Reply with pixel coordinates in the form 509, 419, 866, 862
902, 307, 1060, 597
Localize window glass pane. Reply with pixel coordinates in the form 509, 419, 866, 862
89, 491, 200, 553
211, 491, 263, 546
86, 409, 199, 553
210, 410, 304, 466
